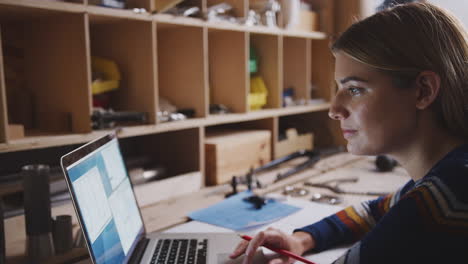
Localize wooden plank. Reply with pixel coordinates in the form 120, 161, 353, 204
90, 17, 157, 123
208, 30, 248, 113
250, 33, 281, 109
86, 5, 152, 21
0, 103, 331, 154
26, 13, 91, 134
0, 0, 85, 18
202, 27, 209, 118
152, 21, 160, 124
0, 26, 9, 143
283, 37, 308, 102
306, 38, 312, 100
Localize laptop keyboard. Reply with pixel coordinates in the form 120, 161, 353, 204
150, 239, 207, 264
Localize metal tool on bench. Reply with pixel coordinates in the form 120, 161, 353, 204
304, 177, 390, 197
310, 193, 343, 205
231, 147, 345, 191
231, 150, 315, 191
274, 146, 345, 183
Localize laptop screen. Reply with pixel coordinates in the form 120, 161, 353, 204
63, 135, 144, 264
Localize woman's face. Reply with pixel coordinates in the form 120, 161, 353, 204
329, 52, 418, 156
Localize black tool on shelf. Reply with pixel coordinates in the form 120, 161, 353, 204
92, 108, 147, 129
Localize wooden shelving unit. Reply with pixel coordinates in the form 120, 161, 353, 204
0, 0, 339, 200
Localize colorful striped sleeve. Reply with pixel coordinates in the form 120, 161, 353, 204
294, 180, 415, 251
330, 175, 468, 264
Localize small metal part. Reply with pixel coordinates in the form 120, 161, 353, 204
282, 186, 309, 197
246, 168, 253, 191
132, 8, 147, 14
243, 195, 267, 210
304, 178, 389, 197
310, 193, 343, 205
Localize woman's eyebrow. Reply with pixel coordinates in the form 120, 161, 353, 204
340, 76, 369, 84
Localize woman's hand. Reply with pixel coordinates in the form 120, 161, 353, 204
229, 228, 316, 264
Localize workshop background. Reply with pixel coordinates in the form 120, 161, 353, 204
0, 0, 465, 263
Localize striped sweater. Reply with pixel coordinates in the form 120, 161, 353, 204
295, 144, 468, 264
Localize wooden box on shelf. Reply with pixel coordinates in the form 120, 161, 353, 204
205, 129, 271, 185
7, 124, 24, 140
298, 9, 319, 32
275, 128, 313, 159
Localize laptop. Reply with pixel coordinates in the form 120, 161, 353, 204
61, 132, 265, 264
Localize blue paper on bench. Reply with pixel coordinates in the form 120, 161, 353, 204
188, 191, 301, 231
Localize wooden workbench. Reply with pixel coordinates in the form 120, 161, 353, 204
4, 152, 410, 264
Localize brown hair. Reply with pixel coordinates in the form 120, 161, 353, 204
332, 3, 468, 138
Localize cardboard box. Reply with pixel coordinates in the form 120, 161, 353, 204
8, 124, 24, 140
275, 128, 313, 159
297, 9, 319, 32
205, 130, 271, 185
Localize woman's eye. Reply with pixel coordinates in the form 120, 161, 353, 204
347, 87, 363, 96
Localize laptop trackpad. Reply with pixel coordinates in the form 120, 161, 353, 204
217, 250, 267, 264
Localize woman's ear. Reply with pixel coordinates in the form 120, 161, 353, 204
414, 71, 441, 110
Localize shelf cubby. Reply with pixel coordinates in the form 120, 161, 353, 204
279, 110, 336, 149
283, 36, 311, 105
208, 29, 248, 114
89, 14, 157, 124
120, 127, 202, 179
249, 33, 281, 110
156, 23, 208, 119
311, 39, 334, 102
0, 10, 90, 141
119, 127, 203, 204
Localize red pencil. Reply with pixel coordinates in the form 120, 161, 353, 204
239, 234, 317, 264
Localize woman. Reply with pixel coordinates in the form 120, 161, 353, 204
230, 3, 468, 264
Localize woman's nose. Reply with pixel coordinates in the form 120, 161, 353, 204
328, 95, 349, 120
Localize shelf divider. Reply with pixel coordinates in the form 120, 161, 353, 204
0, 26, 8, 143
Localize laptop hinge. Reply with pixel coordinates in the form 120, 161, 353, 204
128, 237, 150, 264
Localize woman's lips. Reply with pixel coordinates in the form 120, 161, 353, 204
342, 129, 357, 139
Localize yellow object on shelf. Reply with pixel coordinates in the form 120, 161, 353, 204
249, 76, 268, 110
91, 56, 121, 95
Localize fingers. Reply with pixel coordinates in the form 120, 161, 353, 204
231, 228, 289, 264
269, 258, 288, 264
229, 239, 249, 259
242, 231, 266, 264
